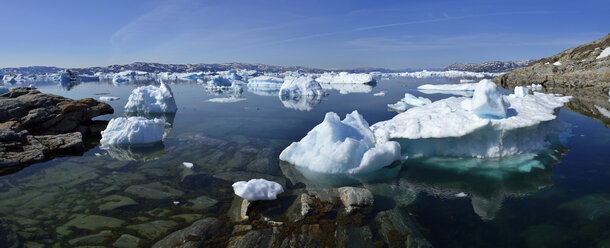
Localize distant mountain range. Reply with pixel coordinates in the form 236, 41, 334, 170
0, 61, 528, 76
444, 60, 535, 73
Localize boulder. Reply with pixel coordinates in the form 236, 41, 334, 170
152, 217, 223, 248
337, 187, 374, 214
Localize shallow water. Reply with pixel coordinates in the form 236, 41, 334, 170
1, 77, 609, 247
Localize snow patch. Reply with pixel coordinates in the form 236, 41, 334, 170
597, 47, 610, 59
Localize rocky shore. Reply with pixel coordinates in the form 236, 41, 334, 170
494, 34, 610, 126
0, 87, 113, 173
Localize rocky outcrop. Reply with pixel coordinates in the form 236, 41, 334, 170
0, 87, 113, 172
151, 217, 223, 248
494, 34, 610, 127
494, 34, 610, 90
445, 60, 534, 73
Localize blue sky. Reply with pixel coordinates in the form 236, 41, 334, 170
1, 0, 608, 69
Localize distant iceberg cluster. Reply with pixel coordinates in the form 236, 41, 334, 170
279, 111, 401, 174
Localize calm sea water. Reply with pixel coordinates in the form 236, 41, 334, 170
1, 77, 609, 247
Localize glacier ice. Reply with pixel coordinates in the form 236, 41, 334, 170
387, 93, 432, 112
320, 83, 373, 94
279, 110, 401, 174
372, 79, 572, 158
100, 117, 169, 146
315, 72, 374, 84
470, 79, 509, 119
125, 82, 178, 113
232, 179, 284, 201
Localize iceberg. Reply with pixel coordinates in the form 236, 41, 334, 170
112, 71, 156, 85
100, 117, 169, 146
279, 76, 326, 98
125, 82, 178, 113
387, 93, 432, 112
232, 179, 284, 201
208, 97, 247, 103
279, 111, 401, 174
469, 79, 509, 119
417, 83, 478, 92
206, 75, 234, 87
315, 72, 374, 84
372, 79, 571, 158
247, 76, 283, 92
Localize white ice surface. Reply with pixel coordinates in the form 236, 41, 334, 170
125, 82, 178, 113
182, 162, 194, 168
208, 97, 247, 103
279, 76, 326, 97
99, 96, 120, 101
232, 179, 284, 201
100, 117, 169, 146
280, 111, 401, 174
315, 72, 374, 84
470, 79, 509, 119
320, 83, 373, 94
417, 83, 477, 92
373, 91, 386, 96
512, 86, 529, 98
387, 93, 432, 112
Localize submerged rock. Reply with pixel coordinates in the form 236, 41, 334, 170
126, 220, 178, 240
151, 217, 222, 248
338, 187, 374, 214
0, 218, 19, 248
124, 182, 184, 200
56, 214, 124, 236
113, 234, 142, 248
68, 230, 113, 246
374, 208, 432, 248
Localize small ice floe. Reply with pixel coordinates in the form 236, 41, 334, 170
173, 201, 180, 205
232, 179, 284, 201
455, 192, 468, 198
417, 83, 477, 92
124, 81, 177, 113
99, 96, 120, 101
280, 110, 401, 174
460, 79, 474, 83
100, 117, 169, 146
387, 93, 432, 112
373, 91, 386, 96
182, 162, 194, 168
315, 72, 374, 84
207, 97, 247, 103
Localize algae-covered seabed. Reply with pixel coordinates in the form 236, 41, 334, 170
1, 78, 609, 247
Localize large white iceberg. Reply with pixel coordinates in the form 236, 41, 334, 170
387, 93, 432, 112
417, 83, 478, 92
112, 70, 156, 85
280, 111, 401, 174
125, 82, 178, 113
315, 72, 374, 84
232, 179, 284, 201
247, 76, 283, 92
469, 79, 509, 119
320, 83, 373, 94
372, 79, 571, 158
279, 76, 326, 97
100, 117, 169, 146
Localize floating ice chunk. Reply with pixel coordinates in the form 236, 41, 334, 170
597, 47, 610, 59
529, 84, 543, 91
512, 86, 529, 98
315, 72, 374, 84
247, 76, 283, 90
223, 69, 243, 81
417, 83, 477, 92
280, 111, 401, 174
460, 79, 474, 83
206, 76, 234, 87
373, 91, 386, 96
470, 79, 509, 119
279, 76, 326, 98
372, 85, 571, 158
182, 162, 194, 168
99, 96, 120, 101
232, 179, 284, 201
125, 82, 177, 113
388, 93, 432, 112
553, 61, 562, 66
455, 192, 468, 197
100, 117, 169, 146
112, 70, 156, 85
0, 86, 8, 94
208, 97, 247, 103
320, 83, 373, 94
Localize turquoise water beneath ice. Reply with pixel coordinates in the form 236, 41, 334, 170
1, 78, 609, 247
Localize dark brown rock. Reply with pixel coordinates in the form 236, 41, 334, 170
0, 87, 113, 171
